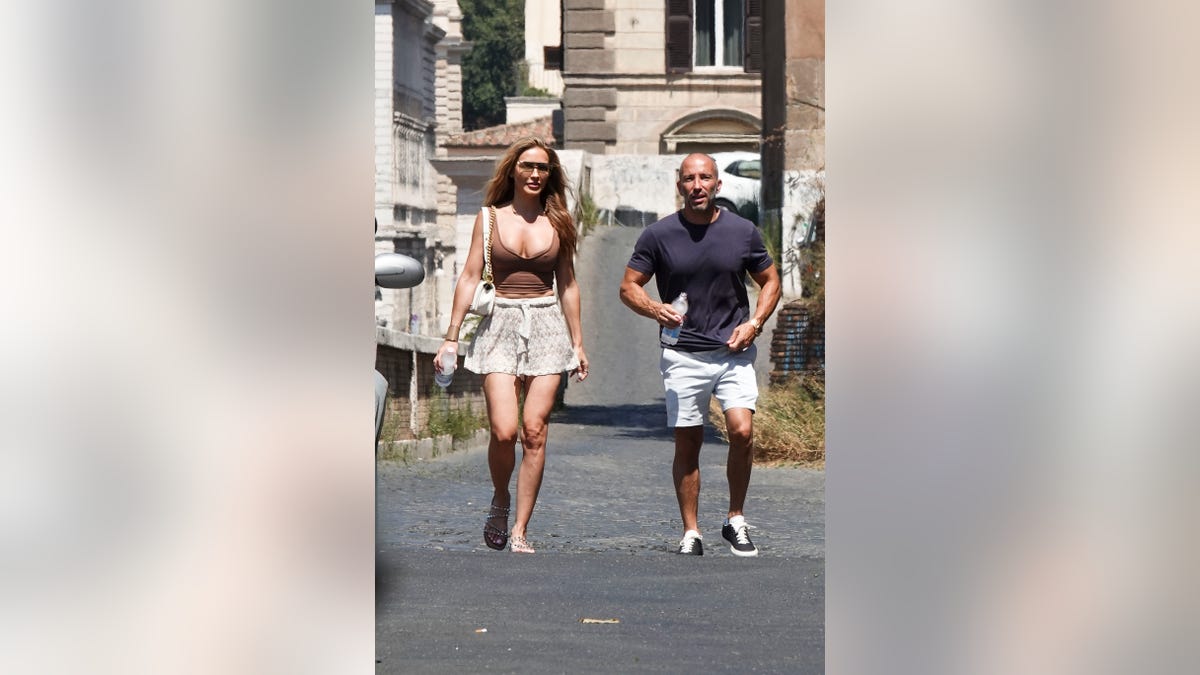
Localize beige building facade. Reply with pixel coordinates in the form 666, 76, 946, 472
562, 0, 763, 155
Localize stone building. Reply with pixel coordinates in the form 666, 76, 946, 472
375, 0, 480, 339
561, 0, 764, 155
374, 0, 450, 335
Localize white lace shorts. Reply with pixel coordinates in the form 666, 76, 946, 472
464, 296, 579, 377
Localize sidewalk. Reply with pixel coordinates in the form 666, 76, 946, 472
375, 403, 825, 672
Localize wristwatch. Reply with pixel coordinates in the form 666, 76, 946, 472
750, 318, 763, 336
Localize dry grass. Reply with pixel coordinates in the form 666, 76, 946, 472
711, 372, 825, 467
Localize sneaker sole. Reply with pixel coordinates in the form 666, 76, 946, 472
727, 545, 758, 557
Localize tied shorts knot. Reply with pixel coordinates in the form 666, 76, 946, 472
464, 296, 579, 377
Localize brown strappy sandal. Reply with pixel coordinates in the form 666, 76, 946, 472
484, 502, 509, 551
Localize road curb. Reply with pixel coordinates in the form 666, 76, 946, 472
377, 427, 490, 463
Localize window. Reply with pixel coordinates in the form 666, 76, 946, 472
543, 45, 563, 71
695, 0, 741, 67
727, 159, 762, 180
666, 0, 762, 74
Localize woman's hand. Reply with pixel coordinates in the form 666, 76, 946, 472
433, 340, 457, 373
571, 346, 589, 382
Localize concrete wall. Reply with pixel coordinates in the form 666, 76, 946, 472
584, 153, 684, 223
779, 169, 825, 296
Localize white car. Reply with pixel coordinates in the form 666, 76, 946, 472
710, 151, 761, 222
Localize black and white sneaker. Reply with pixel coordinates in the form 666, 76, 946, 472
721, 517, 759, 557
676, 530, 703, 555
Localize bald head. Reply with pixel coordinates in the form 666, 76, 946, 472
680, 153, 718, 177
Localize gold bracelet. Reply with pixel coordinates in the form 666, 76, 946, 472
444, 324, 460, 342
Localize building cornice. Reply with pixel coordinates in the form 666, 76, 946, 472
393, 110, 436, 133
386, 0, 435, 18
436, 38, 472, 58
563, 72, 761, 91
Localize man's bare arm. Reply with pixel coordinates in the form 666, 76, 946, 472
748, 264, 782, 329
726, 264, 783, 350
620, 267, 681, 328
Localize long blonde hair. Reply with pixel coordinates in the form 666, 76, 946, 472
483, 137, 577, 254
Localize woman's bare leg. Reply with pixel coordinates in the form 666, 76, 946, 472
509, 373, 562, 540
483, 373, 520, 514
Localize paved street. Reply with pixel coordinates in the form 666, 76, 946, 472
376, 226, 824, 672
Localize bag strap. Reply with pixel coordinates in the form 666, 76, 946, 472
481, 206, 495, 284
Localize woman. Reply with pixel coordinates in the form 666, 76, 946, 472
435, 137, 589, 553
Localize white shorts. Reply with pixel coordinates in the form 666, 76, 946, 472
660, 345, 758, 427
464, 296, 579, 377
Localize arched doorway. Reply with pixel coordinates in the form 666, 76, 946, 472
660, 109, 761, 154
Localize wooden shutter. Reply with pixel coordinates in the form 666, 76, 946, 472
665, 0, 693, 74
744, 0, 763, 73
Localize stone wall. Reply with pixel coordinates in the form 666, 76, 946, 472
375, 327, 486, 441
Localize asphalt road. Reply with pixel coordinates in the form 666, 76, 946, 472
565, 224, 668, 407
376, 226, 823, 672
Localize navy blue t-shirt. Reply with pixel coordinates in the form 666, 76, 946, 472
627, 209, 773, 351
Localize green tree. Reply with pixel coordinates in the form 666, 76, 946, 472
460, 0, 524, 130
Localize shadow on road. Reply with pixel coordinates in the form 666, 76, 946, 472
552, 402, 671, 438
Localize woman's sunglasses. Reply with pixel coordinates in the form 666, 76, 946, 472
516, 161, 552, 175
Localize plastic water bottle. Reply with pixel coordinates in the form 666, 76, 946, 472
661, 292, 689, 346
434, 346, 456, 388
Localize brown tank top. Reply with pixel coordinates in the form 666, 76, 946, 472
491, 218, 559, 297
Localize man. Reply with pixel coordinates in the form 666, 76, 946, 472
620, 153, 782, 556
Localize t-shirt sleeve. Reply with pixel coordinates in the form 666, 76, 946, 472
627, 227, 657, 275
746, 225, 773, 273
